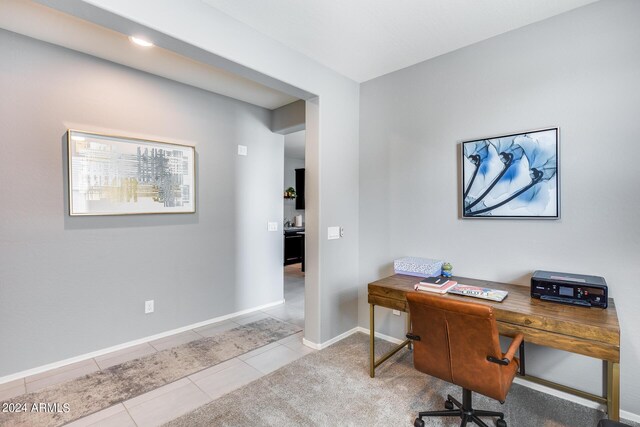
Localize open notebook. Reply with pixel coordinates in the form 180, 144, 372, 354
447, 284, 508, 302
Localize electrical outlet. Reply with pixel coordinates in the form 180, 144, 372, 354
145, 300, 154, 314
237, 145, 247, 156
392, 310, 401, 316
268, 222, 278, 231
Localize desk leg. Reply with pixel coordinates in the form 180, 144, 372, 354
369, 303, 375, 378
369, 303, 411, 378
406, 312, 412, 351
607, 361, 620, 421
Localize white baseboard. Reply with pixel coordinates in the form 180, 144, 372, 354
302, 326, 403, 350
513, 377, 640, 422
355, 326, 404, 345
321, 327, 640, 423
301, 338, 321, 350
302, 326, 361, 350
512, 376, 604, 411
621, 410, 640, 423
0, 299, 285, 385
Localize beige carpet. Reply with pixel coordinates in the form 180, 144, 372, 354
0, 318, 301, 427
166, 332, 637, 427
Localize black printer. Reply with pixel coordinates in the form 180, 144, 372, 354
531, 270, 608, 308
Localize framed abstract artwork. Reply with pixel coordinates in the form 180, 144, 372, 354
461, 127, 559, 219
67, 130, 196, 216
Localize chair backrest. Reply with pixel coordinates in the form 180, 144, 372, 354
406, 291, 513, 401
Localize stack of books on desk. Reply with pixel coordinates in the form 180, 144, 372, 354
414, 277, 458, 294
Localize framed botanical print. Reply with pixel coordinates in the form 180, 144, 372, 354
461, 127, 559, 219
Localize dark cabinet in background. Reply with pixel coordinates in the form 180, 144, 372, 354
284, 230, 304, 265
295, 168, 305, 210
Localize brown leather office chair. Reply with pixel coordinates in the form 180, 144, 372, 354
406, 291, 524, 427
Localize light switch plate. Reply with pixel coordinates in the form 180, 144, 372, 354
145, 300, 154, 314
328, 226, 340, 240
237, 145, 248, 156
268, 222, 278, 231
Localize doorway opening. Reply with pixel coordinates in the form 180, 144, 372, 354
264, 130, 306, 329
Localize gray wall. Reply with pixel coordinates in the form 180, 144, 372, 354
42, 0, 361, 356
359, 0, 640, 416
0, 30, 284, 376
284, 156, 305, 224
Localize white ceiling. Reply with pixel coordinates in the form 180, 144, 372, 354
0, 0, 298, 109
284, 130, 305, 160
203, 0, 598, 82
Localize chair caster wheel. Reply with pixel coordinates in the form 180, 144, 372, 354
496, 419, 507, 427
444, 400, 454, 410
414, 418, 425, 427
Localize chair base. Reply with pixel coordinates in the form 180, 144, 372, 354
414, 389, 506, 427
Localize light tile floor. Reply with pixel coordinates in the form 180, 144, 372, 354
26, 359, 101, 394
8, 263, 307, 427
0, 378, 26, 402
94, 344, 157, 370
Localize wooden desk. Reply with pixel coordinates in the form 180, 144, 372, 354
368, 274, 621, 421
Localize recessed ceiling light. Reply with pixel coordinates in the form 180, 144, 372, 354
129, 36, 153, 47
